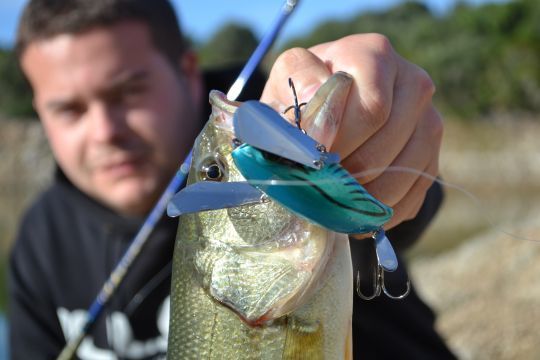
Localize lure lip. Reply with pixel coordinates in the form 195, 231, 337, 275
233, 100, 340, 169
167, 181, 265, 217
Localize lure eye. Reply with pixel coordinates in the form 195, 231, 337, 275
199, 156, 227, 182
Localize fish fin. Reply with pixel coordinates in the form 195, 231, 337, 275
282, 316, 325, 359
344, 322, 353, 360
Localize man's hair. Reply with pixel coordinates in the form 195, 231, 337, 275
16, 0, 188, 66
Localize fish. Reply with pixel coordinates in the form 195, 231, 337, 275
167, 72, 355, 359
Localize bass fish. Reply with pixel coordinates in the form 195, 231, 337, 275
167, 73, 355, 359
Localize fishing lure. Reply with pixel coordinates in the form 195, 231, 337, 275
168, 77, 410, 299
231, 79, 392, 234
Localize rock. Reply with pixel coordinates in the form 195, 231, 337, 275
0, 118, 53, 254
411, 215, 540, 359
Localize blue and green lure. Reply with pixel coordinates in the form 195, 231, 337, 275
168, 78, 409, 299
231, 96, 393, 235
232, 142, 392, 234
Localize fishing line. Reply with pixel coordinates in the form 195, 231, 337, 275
236, 164, 540, 244
123, 261, 172, 316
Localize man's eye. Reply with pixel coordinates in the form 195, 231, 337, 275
122, 84, 147, 99
55, 106, 84, 122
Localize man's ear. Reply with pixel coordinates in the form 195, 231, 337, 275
179, 50, 203, 110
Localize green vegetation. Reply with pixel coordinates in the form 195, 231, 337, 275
197, 23, 258, 69
1, 1, 539, 120
0, 48, 34, 119
280, 0, 540, 119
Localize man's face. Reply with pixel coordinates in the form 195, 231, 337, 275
21, 21, 202, 216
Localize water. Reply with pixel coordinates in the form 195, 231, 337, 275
0, 314, 7, 360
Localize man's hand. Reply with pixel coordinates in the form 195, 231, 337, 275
261, 34, 442, 231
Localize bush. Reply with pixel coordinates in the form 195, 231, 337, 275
0, 49, 35, 119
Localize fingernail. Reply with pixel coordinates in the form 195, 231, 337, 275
299, 83, 321, 102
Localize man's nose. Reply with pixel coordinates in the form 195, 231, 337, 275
88, 102, 127, 143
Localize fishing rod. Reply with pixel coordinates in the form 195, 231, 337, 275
56, 1, 299, 359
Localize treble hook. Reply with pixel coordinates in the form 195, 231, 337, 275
355, 229, 411, 300
356, 265, 411, 300
283, 78, 307, 132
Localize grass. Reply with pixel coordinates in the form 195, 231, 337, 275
409, 117, 540, 260
408, 186, 540, 259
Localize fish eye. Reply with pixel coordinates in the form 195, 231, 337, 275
205, 164, 222, 180
199, 156, 227, 182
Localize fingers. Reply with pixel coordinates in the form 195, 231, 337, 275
341, 57, 436, 184
362, 106, 443, 206
260, 34, 443, 233
311, 34, 399, 158
260, 47, 331, 111
384, 157, 439, 230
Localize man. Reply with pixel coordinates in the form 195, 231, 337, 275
9, 0, 454, 359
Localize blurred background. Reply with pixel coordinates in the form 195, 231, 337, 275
1, 0, 540, 358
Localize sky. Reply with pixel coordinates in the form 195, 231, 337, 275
0, 0, 509, 48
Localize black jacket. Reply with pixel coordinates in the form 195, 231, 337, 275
9, 67, 455, 359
